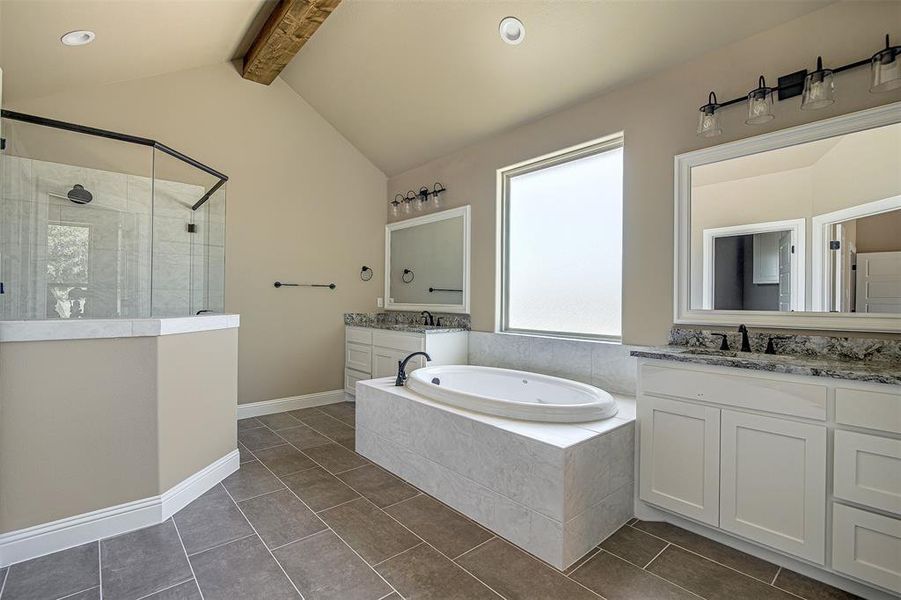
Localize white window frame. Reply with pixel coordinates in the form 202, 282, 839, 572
497, 133, 624, 342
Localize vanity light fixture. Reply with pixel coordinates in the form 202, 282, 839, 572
697, 92, 722, 138
800, 56, 835, 110
60, 30, 95, 46
871, 34, 901, 93
696, 33, 898, 137
388, 183, 447, 215
746, 76, 775, 124
499, 16, 525, 45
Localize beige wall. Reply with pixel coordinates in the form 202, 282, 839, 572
0, 330, 238, 533
6, 62, 388, 404
856, 210, 901, 253
387, 2, 901, 344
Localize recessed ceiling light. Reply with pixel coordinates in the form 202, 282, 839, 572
60, 30, 95, 46
499, 17, 524, 45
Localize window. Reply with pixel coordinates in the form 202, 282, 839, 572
500, 136, 623, 340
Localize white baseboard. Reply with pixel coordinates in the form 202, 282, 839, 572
0, 450, 239, 568
236, 389, 346, 419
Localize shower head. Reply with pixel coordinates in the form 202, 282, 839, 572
67, 184, 93, 204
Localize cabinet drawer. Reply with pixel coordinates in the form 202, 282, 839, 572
346, 327, 373, 345
640, 363, 827, 420
345, 342, 372, 374
345, 369, 369, 396
834, 430, 901, 516
835, 387, 901, 435
372, 330, 424, 353
832, 503, 901, 592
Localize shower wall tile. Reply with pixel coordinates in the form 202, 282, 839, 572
467, 331, 638, 396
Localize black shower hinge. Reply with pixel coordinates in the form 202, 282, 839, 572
0, 137, 6, 151
187, 223, 197, 233
829, 240, 841, 250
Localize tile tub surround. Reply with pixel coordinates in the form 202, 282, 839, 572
3, 402, 859, 600
0, 314, 239, 342
355, 378, 636, 569
345, 311, 471, 331
468, 330, 640, 396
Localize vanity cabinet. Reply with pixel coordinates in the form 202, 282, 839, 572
344, 326, 468, 396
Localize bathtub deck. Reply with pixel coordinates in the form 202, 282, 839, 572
355, 377, 636, 570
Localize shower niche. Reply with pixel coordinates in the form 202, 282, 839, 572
0, 112, 227, 320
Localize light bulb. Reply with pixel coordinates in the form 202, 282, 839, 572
404, 202, 411, 214
391, 203, 399, 217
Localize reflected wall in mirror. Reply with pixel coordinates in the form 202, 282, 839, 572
676, 102, 901, 331
385, 205, 470, 313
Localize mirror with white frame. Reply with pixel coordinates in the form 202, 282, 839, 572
385, 205, 470, 314
676, 102, 901, 331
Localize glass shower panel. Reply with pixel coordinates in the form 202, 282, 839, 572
0, 116, 154, 319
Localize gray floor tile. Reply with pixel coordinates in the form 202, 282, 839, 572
318, 402, 356, 426
142, 580, 203, 600
2, 543, 99, 600
773, 569, 862, 600
456, 537, 599, 600
237, 426, 285, 451
319, 498, 420, 565
101, 520, 193, 600
58, 587, 100, 599
239, 489, 327, 549
281, 467, 361, 512
563, 548, 601, 576
298, 414, 356, 446
302, 443, 369, 474
190, 536, 299, 600
287, 407, 326, 420
278, 425, 332, 450
222, 460, 285, 501
384, 494, 492, 558
237, 417, 263, 432
257, 412, 303, 431
274, 530, 392, 600
634, 520, 778, 582
599, 524, 668, 567
646, 545, 796, 600
337, 465, 419, 508
253, 444, 317, 477
173, 484, 253, 555
570, 550, 696, 600
237, 442, 255, 464
376, 544, 499, 599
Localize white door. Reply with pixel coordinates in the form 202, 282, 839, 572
778, 230, 792, 311
720, 410, 827, 564
638, 396, 720, 526
856, 251, 901, 313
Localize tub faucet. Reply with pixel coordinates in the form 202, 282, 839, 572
738, 324, 752, 352
396, 351, 432, 386
421, 310, 434, 326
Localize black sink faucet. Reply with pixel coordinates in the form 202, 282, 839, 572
738, 324, 752, 352
711, 333, 730, 351
395, 351, 432, 386
421, 310, 434, 326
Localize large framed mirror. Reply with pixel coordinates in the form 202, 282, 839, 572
385, 205, 471, 314
675, 102, 901, 331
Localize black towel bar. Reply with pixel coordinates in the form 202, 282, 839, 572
429, 287, 462, 293
274, 281, 336, 289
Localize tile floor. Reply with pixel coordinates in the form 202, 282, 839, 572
1, 400, 861, 600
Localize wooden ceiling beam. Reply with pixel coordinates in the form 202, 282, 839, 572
242, 0, 341, 85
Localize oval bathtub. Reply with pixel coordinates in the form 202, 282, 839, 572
406, 365, 618, 423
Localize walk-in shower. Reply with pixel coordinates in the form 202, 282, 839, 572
0, 110, 228, 320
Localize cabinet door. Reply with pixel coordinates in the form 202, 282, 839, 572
372, 348, 425, 379
720, 410, 826, 564
346, 342, 372, 374
638, 396, 720, 526
833, 503, 901, 592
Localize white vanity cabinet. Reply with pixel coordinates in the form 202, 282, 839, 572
637, 358, 901, 594
344, 326, 468, 396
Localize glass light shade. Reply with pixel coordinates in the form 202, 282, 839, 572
746, 89, 774, 124
391, 202, 399, 217
697, 109, 721, 137
871, 45, 901, 93
801, 69, 835, 110
403, 201, 412, 214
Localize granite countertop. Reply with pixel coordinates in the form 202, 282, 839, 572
374, 324, 469, 334
631, 346, 901, 386
344, 311, 470, 333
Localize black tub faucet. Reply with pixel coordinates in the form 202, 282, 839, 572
711, 333, 730, 351
738, 324, 752, 352
395, 351, 432, 386
421, 310, 434, 326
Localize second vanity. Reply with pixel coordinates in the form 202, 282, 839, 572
344, 312, 469, 395
631, 337, 900, 597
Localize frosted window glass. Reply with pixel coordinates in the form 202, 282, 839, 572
506, 146, 622, 338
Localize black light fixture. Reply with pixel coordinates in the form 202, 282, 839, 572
389, 183, 448, 215
697, 34, 899, 137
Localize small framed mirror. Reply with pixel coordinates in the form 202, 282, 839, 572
675, 102, 901, 332
385, 205, 471, 314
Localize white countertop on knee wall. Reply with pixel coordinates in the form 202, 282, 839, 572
0, 314, 240, 342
